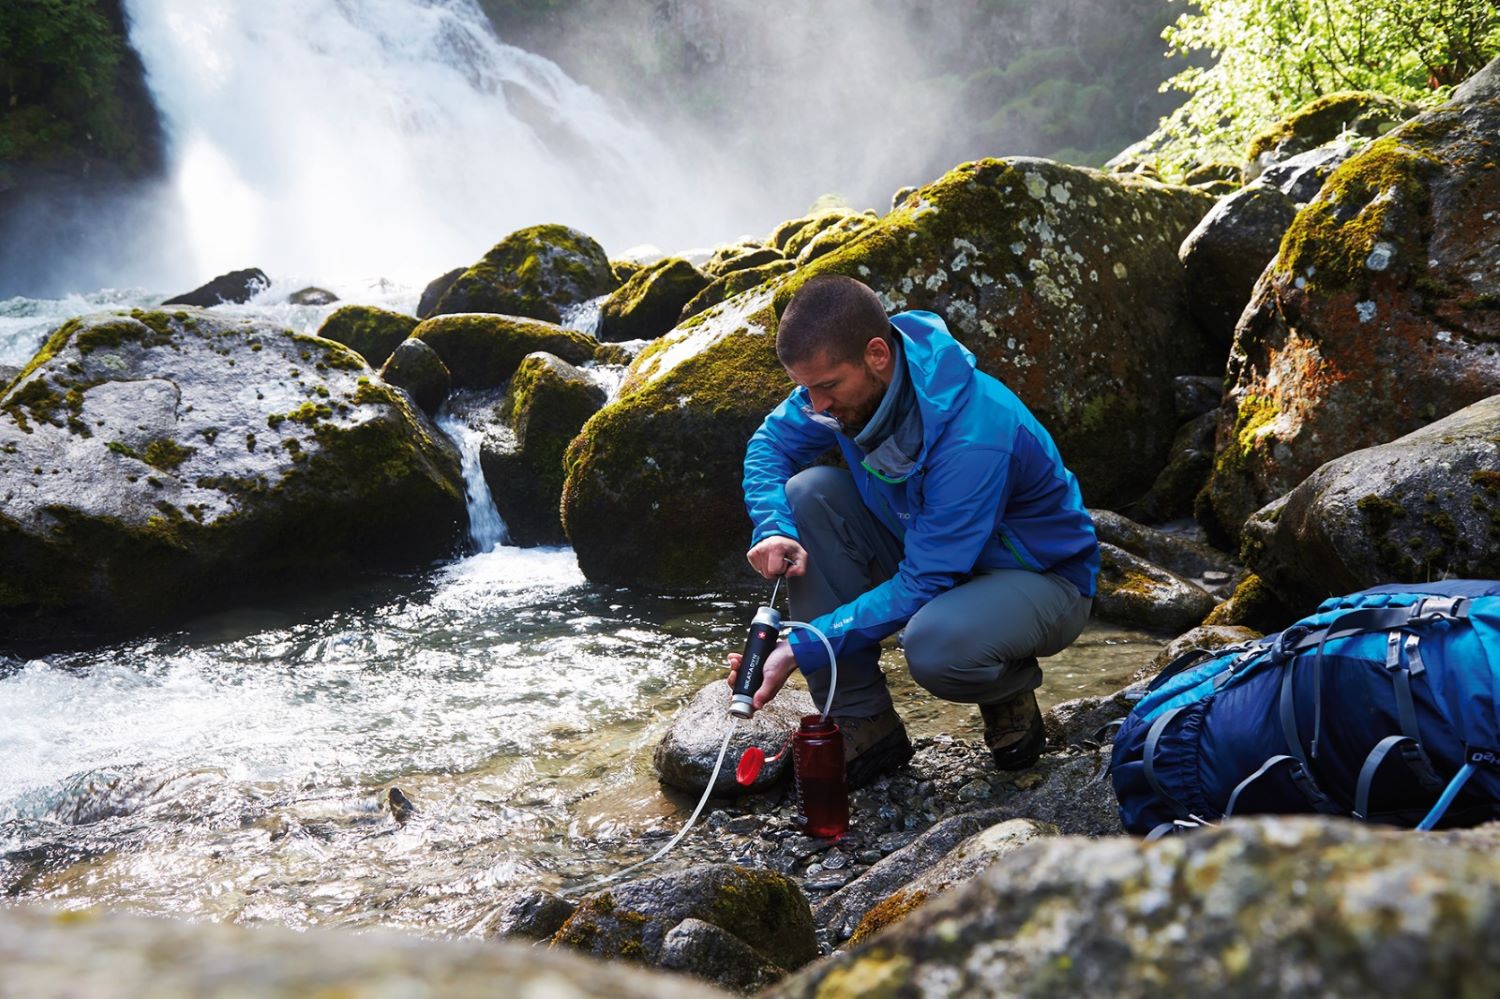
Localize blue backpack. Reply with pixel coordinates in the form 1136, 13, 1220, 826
1110, 580, 1500, 837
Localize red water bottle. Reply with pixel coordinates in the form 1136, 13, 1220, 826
792, 715, 849, 838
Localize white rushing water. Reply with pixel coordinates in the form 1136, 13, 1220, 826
435, 404, 511, 552
120, 0, 719, 290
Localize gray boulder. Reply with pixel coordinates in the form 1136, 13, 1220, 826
379, 338, 451, 415
1242, 394, 1500, 609
1179, 184, 1298, 349
658, 918, 786, 992
774, 816, 1500, 998
0, 902, 720, 998
1090, 509, 1234, 587
553, 864, 817, 985
288, 286, 338, 306
654, 679, 817, 795
162, 266, 269, 307
0, 310, 466, 651
416, 266, 464, 319
478, 889, 577, 941
813, 810, 1045, 944
1092, 542, 1216, 632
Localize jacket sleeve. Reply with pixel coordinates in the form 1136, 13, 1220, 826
788, 444, 1014, 673
743, 390, 840, 545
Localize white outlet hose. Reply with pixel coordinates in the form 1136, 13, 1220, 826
565, 620, 836, 894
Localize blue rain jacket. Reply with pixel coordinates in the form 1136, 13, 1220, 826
743, 311, 1100, 674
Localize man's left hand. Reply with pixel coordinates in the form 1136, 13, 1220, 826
726, 640, 797, 710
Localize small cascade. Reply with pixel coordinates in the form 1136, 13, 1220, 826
435, 407, 508, 552
560, 294, 605, 337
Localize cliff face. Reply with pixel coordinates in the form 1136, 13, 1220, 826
0, 0, 167, 296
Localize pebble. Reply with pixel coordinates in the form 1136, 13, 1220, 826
822, 849, 849, 870
856, 849, 883, 864
724, 816, 760, 834
804, 870, 854, 890
957, 778, 993, 802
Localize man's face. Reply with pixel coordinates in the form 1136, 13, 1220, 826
785, 339, 893, 434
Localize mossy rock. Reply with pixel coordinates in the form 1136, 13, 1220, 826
0, 309, 465, 652
1246, 91, 1421, 165
791, 213, 878, 265
680, 259, 795, 322
1238, 395, 1500, 611
767, 210, 842, 251
417, 266, 464, 319
780, 211, 855, 260
777, 817, 1500, 997
597, 257, 710, 343
1091, 542, 1215, 632
610, 259, 645, 284
430, 223, 618, 323
479, 351, 605, 546
1122, 409, 1216, 524
551, 864, 816, 978
1202, 572, 1298, 634
316, 305, 417, 368
779, 156, 1218, 507
562, 286, 791, 588
380, 338, 451, 415
702, 243, 781, 279
413, 313, 597, 390
1202, 85, 1500, 540
1183, 162, 1244, 187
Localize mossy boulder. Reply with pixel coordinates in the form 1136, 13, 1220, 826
315, 305, 417, 368
552, 864, 817, 987
1091, 542, 1215, 632
597, 257, 710, 343
478, 351, 605, 546
781, 211, 859, 260
288, 286, 338, 306
561, 285, 792, 588
680, 259, 795, 322
0, 310, 465, 652
379, 338, 450, 415
781, 156, 1218, 507
1201, 571, 1299, 634
413, 313, 597, 391
1239, 395, 1500, 611
430, 223, 617, 323
610, 259, 645, 284
702, 243, 782, 279
1088, 508, 1232, 585
1202, 83, 1500, 539
790, 213, 878, 265
777, 816, 1500, 998
769, 210, 844, 252
1247, 90, 1421, 166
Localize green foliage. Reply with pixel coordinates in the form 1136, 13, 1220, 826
0, 0, 145, 167
1146, 0, 1500, 174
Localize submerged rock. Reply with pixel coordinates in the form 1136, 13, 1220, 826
162, 267, 270, 307
553, 864, 817, 988
315, 304, 417, 368
480, 351, 605, 546
598, 257, 710, 343
1203, 74, 1500, 538
0, 903, 720, 998
1241, 395, 1500, 609
288, 286, 338, 306
1092, 542, 1215, 632
431, 223, 618, 323
653, 679, 817, 796
0, 309, 465, 651
774, 816, 1500, 998
413, 313, 596, 391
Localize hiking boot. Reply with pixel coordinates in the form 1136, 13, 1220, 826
980, 682, 1045, 771
835, 706, 914, 789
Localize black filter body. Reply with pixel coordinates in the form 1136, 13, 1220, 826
730, 604, 782, 718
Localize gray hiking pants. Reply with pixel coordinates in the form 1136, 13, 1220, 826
785, 466, 1093, 718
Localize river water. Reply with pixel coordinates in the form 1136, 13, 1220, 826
0, 289, 1166, 933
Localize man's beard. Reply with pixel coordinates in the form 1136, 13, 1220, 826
836, 380, 886, 436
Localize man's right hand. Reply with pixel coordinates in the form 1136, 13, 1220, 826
747, 536, 808, 580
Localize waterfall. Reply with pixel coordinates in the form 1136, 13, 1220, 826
434, 408, 508, 552
120, 0, 715, 287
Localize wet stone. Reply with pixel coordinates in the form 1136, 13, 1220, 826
957, 779, 994, 802
804, 870, 854, 891
856, 850, 882, 864
822, 849, 849, 870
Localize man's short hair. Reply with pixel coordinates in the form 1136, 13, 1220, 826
776, 275, 891, 367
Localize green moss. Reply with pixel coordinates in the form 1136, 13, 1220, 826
315, 305, 416, 367
105, 441, 138, 459
287, 402, 333, 425
597, 257, 709, 341
1472, 470, 1500, 494
1246, 91, 1417, 162
142, 438, 194, 472
414, 313, 597, 390
1275, 135, 1441, 293
431, 223, 617, 323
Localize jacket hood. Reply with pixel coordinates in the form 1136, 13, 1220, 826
890, 310, 977, 452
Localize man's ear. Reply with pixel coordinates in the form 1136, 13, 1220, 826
864, 335, 894, 382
